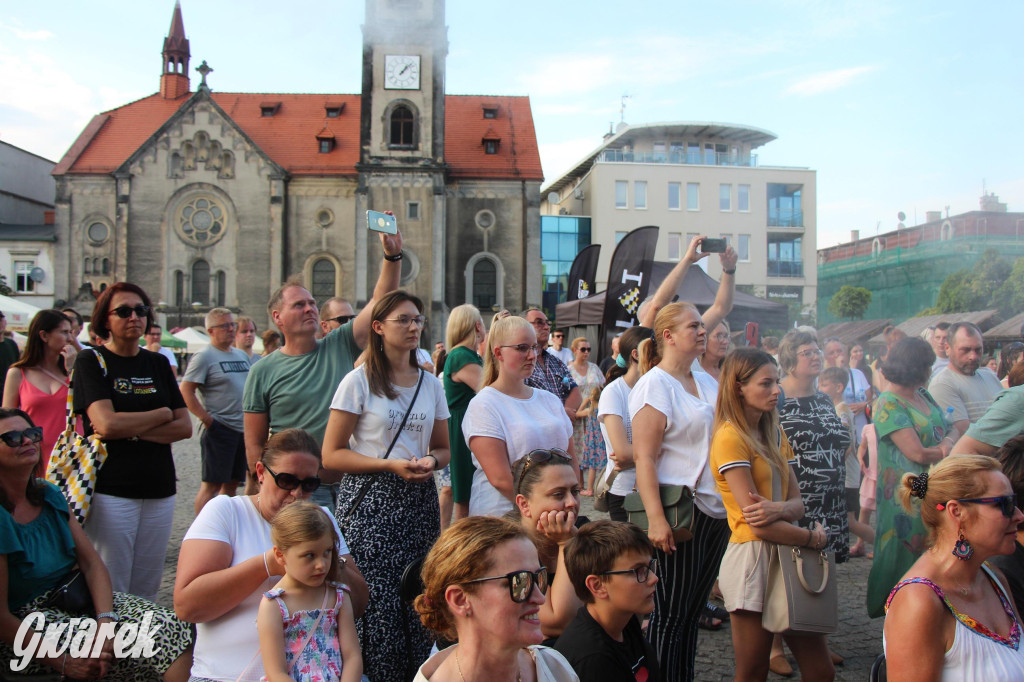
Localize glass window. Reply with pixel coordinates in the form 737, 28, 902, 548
652, 142, 666, 162
687, 142, 700, 164
191, 259, 210, 304
540, 215, 592, 313
668, 182, 681, 210
615, 231, 627, 244
738, 234, 750, 262
634, 181, 647, 209
686, 232, 699, 246
319, 139, 333, 154
472, 258, 497, 310
687, 183, 699, 210
484, 140, 498, 154
767, 235, 803, 277
615, 181, 628, 208
767, 184, 803, 227
667, 233, 682, 261
390, 105, 414, 147
174, 271, 184, 306
14, 261, 34, 293
216, 271, 226, 307
311, 259, 335, 302
720, 184, 731, 211
738, 184, 750, 212
721, 234, 733, 247
407, 201, 420, 221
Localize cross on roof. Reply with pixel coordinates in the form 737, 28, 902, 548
196, 60, 213, 89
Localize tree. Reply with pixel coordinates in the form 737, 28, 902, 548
0, 275, 10, 297
932, 249, 1015, 315
828, 285, 872, 320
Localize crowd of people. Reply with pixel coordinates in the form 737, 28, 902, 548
6, 229, 1024, 681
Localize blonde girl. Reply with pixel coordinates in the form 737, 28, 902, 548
258, 501, 362, 682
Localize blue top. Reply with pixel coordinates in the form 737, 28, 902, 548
0, 480, 77, 610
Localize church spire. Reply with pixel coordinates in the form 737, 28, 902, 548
160, 1, 191, 99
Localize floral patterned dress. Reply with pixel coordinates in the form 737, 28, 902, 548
866, 389, 947, 618
569, 361, 607, 471
263, 582, 348, 681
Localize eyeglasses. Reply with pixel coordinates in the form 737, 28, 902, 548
797, 348, 823, 358
384, 315, 427, 328
529, 318, 551, 328
578, 347, 591, 353
600, 558, 659, 584
209, 322, 237, 331
464, 567, 549, 603
500, 343, 541, 355
712, 334, 730, 342
110, 305, 150, 319
956, 494, 1018, 518
515, 448, 572, 495
263, 464, 321, 493
0, 427, 43, 447
326, 314, 356, 326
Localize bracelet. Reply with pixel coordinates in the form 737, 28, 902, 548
263, 551, 271, 578
383, 252, 403, 262
96, 611, 119, 622
424, 454, 438, 470
723, 267, 736, 275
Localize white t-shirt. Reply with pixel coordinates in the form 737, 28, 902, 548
156, 345, 178, 371
547, 346, 574, 365
183, 495, 350, 681
330, 366, 450, 460
598, 377, 637, 497
628, 366, 726, 518
462, 386, 574, 517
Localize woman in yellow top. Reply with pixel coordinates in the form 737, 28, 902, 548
710, 347, 833, 682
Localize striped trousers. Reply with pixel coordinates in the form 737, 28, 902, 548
648, 507, 731, 681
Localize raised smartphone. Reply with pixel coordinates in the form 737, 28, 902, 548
699, 238, 727, 253
366, 210, 398, 235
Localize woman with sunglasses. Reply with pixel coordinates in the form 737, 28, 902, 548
511, 448, 586, 641
175, 428, 367, 681
867, 337, 961, 618
630, 302, 731, 681
710, 348, 833, 681
324, 290, 451, 681
568, 336, 605, 497
2, 309, 78, 477
884, 454, 1024, 679
0, 407, 194, 679
413, 516, 579, 681
462, 316, 574, 517
70, 282, 191, 600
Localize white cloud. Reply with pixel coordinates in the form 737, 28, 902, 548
0, 22, 54, 41
785, 65, 878, 96
539, 137, 603, 183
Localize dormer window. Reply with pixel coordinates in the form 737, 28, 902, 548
317, 127, 336, 153
483, 107, 498, 119
482, 128, 500, 155
319, 139, 334, 153
260, 102, 281, 117
325, 103, 344, 118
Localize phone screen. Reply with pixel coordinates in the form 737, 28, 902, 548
699, 238, 727, 253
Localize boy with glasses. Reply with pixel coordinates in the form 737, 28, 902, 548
555, 520, 662, 682
548, 330, 574, 365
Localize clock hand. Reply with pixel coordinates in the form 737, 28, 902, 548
399, 64, 410, 76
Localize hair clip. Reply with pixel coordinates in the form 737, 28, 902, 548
936, 503, 946, 511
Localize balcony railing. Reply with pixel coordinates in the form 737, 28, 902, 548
767, 260, 804, 277
598, 150, 758, 167
768, 209, 803, 227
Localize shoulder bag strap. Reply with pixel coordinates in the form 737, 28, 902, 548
344, 370, 426, 521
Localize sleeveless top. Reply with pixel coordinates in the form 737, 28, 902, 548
263, 582, 348, 681
18, 369, 69, 471
884, 564, 1024, 680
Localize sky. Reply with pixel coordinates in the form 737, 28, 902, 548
2, 1, 1022, 247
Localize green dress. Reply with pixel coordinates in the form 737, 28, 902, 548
443, 345, 483, 504
866, 388, 947, 617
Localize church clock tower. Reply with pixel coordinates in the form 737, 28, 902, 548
356, 0, 449, 328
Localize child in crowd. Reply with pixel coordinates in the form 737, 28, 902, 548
554, 520, 662, 682
854, 423, 879, 558
257, 501, 362, 682
819, 367, 874, 556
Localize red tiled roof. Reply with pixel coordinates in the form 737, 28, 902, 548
57, 92, 544, 182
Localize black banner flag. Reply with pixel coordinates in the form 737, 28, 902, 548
566, 244, 601, 302
599, 225, 659, 362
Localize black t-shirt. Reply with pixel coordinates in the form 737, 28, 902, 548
0, 337, 19, 394
554, 607, 661, 682
73, 347, 185, 499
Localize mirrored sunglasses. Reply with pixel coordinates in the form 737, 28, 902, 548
464, 566, 549, 603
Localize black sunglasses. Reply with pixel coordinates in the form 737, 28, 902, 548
957, 494, 1019, 518
0, 426, 43, 447
263, 464, 321, 493
515, 448, 572, 495
578, 347, 592, 352
109, 305, 150, 319
601, 558, 659, 584
326, 314, 356, 326
464, 566, 549, 603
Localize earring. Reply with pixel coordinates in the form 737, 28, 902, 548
952, 529, 974, 561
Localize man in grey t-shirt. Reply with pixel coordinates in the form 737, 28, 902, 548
927, 321, 1002, 435
182, 308, 252, 514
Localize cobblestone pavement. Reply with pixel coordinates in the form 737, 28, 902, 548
159, 432, 882, 680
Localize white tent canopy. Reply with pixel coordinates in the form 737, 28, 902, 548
0, 295, 44, 332
172, 327, 210, 353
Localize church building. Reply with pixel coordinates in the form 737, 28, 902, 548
52, 0, 543, 337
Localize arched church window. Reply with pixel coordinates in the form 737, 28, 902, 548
390, 105, 415, 148
472, 258, 497, 310
311, 259, 336, 302
192, 260, 210, 305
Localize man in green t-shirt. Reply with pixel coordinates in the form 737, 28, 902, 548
242, 227, 404, 493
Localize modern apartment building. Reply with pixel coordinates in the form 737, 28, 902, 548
540, 122, 816, 317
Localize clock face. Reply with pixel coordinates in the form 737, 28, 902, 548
384, 55, 421, 90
